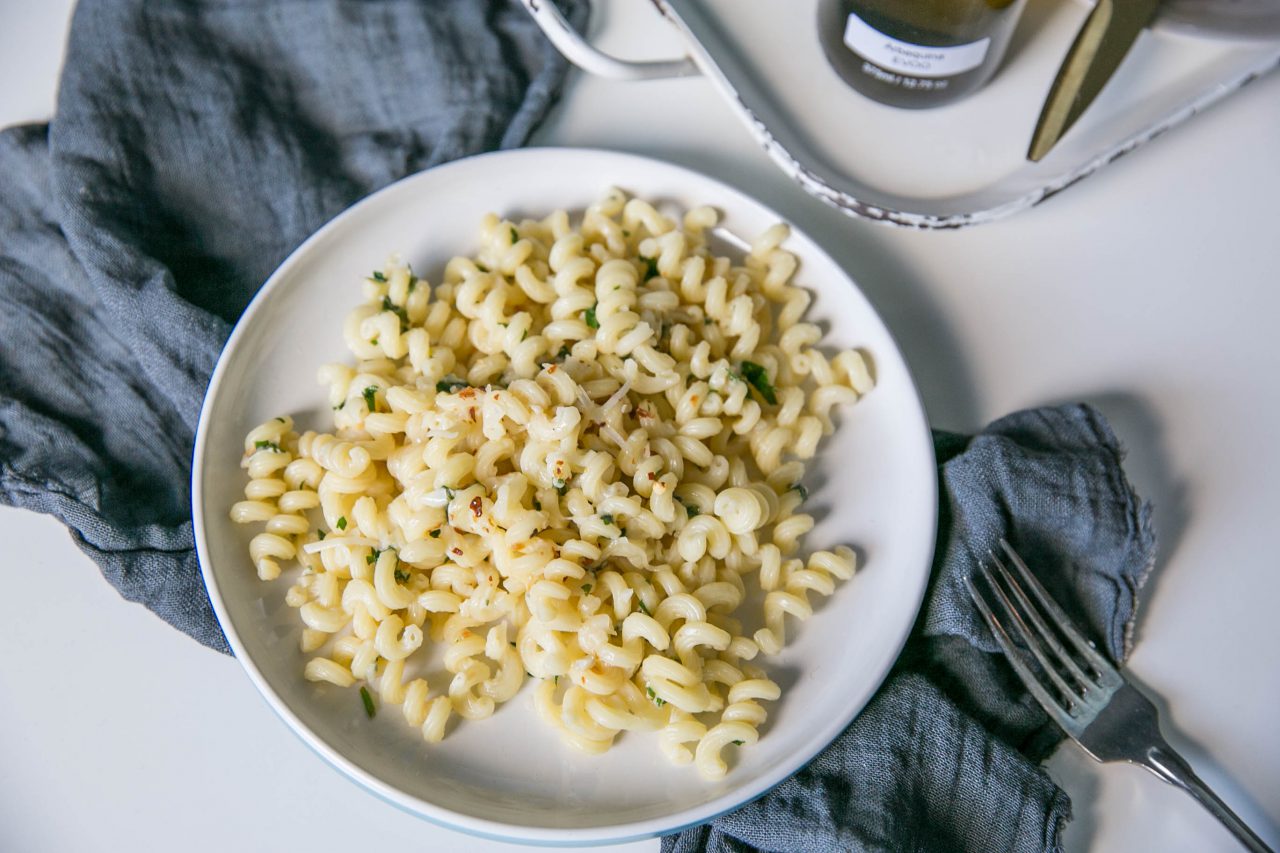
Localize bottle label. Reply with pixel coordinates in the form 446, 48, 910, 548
843, 12, 990, 79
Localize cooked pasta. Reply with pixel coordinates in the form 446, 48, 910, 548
230, 190, 873, 779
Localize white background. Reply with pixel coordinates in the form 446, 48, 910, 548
1, 1, 1278, 851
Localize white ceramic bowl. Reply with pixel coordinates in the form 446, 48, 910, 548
193, 148, 937, 845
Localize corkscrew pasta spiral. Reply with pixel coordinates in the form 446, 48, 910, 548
230, 191, 874, 779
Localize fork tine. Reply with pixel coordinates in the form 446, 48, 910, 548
998, 540, 1121, 685
987, 550, 1097, 693
964, 572, 1079, 734
977, 557, 1082, 708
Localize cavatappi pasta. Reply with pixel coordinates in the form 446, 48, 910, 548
230, 190, 874, 779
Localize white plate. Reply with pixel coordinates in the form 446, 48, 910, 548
192, 147, 937, 845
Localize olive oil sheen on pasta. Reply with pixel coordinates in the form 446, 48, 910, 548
817, 0, 1027, 108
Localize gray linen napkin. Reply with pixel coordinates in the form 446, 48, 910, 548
0, 0, 587, 653
0, 4, 1155, 851
665, 404, 1155, 853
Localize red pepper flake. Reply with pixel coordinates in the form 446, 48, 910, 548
469, 496, 483, 518
451, 547, 463, 556
548, 365, 557, 374
647, 471, 656, 481
459, 387, 477, 399
468, 406, 477, 421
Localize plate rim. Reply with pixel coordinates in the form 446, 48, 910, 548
192, 145, 938, 845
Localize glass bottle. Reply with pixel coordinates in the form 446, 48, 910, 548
817, 0, 1027, 109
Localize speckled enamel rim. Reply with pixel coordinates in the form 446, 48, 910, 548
522, 0, 1280, 229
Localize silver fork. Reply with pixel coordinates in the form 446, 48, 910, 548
966, 540, 1274, 853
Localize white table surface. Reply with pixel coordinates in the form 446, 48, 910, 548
2, 1, 1278, 851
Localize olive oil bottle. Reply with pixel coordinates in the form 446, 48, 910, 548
817, 0, 1027, 108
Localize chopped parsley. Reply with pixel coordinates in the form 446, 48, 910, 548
366, 548, 382, 566
429, 528, 441, 538
381, 295, 409, 331
637, 599, 651, 616
791, 483, 809, 501
435, 376, 469, 394
581, 583, 592, 594
394, 568, 411, 583
333, 400, 346, 411
443, 486, 457, 500
639, 255, 659, 281
555, 344, 572, 361
732, 740, 745, 746
509, 226, 519, 244
253, 440, 281, 452
362, 385, 379, 413
600, 514, 615, 526
739, 361, 778, 405
646, 686, 666, 707
553, 478, 568, 496
316, 529, 326, 541
371, 270, 387, 283
674, 496, 699, 518
360, 686, 376, 718
583, 304, 599, 329
336, 516, 347, 531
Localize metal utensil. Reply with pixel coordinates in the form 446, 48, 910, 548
966, 540, 1274, 853
1028, 0, 1163, 162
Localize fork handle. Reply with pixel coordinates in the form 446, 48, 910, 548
1144, 744, 1275, 853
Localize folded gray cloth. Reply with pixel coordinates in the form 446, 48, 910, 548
0, 0, 587, 653
0, 5, 1154, 851
664, 404, 1155, 853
